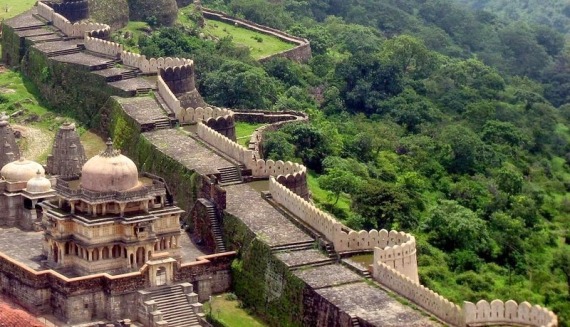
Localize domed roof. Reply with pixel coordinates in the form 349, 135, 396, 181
80, 139, 140, 192
1, 158, 45, 182
26, 171, 52, 193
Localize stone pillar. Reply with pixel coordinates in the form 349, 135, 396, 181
102, 203, 107, 216
70, 202, 75, 214
119, 203, 126, 217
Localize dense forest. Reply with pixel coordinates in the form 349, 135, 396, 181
116, 0, 570, 324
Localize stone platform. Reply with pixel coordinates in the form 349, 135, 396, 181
225, 183, 314, 247
117, 97, 170, 126
143, 129, 235, 176
0, 227, 44, 270
51, 52, 111, 68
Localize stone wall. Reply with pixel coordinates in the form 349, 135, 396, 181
87, 0, 129, 30
202, 8, 312, 63
463, 300, 558, 327
373, 261, 465, 326
269, 177, 417, 260
373, 232, 418, 283
0, 250, 234, 323
49, 0, 89, 22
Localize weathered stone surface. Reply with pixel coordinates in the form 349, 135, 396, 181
0, 116, 20, 169
224, 183, 314, 247
294, 264, 362, 290
275, 249, 329, 268
88, 0, 129, 30
0, 227, 44, 269
46, 123, 86, 177
143, 129, 233, 176
117, 97, 169, 126
317, 282, 438, 326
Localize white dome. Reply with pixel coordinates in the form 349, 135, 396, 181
26, 171, 52, 193
1, 158, 45, 182
80, 139, 140, 192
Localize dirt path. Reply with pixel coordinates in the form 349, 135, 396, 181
12, 124, 54, 163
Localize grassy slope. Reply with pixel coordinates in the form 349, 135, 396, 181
0, 70, 105, 163
206, 294, 267, 327
0, 0, 35, 21
203, 20, 294, 60
234, 121, 264, 147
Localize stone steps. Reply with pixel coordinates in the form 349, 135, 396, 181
148, 285, 202, 327
351, 316, 361, 327
46, 47, 81, 57
218, 166, 242, 184
271, 240, 315, 253
205, 202, 226, 252
136, 88, 152, 96
289, 258, 336, 271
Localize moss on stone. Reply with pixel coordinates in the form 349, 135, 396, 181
127, 0, 178, 26
88, 0, 130, 30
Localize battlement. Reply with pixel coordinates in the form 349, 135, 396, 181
160, 65, 196, 94
464, 300, 557, 327
37, 2, 110, 38
48, 0, 89, 22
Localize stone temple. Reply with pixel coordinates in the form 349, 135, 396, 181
42, 138, 184, 275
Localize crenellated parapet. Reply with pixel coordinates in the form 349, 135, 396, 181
463, 300, 557, 327
374, 261, 466, 326
37, 2, 109, 38
49, 0, 89, 23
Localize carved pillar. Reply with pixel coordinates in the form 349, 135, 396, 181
119, 203, 127, 217
70, 201, 75, 214
102, 203, 107, 216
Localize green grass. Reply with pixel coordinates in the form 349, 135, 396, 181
0, 0, 35, 20
307, 170, 351, 211
0, 69, 105, 162
205, 294, 267, 327
202, 20, 295, 60
235, 122, 265, 147
0, 70, 49, 119
112, 21, 151, 53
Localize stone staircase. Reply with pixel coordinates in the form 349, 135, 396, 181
351, 316, 361, 327
217, 165, 242, 184
271, 240, 315, 253
136, 87, 153, 96
204, 200, 226, 252
289, 257, 335, 271
46, 46, 81, 57
121, 68, 140, 80
153, 117, 171, 130
138, 283, 203, 327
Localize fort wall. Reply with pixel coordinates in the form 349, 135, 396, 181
0, 250, 235, 323
463, 300, 558, 327
202, 8, 312, 63
197, 124, 308, 196
374, 261, 465, 326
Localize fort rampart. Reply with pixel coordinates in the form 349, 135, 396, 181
202, 8, 312, 63
0, 250, 235, 323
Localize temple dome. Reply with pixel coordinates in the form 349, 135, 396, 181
80, 139, 140, 192
26, 171, 52, 193
1, 158, 45, 182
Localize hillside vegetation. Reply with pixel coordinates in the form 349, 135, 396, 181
121, 0, 570, 324
455, 0, 570, 34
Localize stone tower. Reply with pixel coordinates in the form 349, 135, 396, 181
46, 122, 87, 178
0, 113, 20, 169
51, 0, 90, 22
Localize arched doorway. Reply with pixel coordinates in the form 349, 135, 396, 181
156, 266, 167, 286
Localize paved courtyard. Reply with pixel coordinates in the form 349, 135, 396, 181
0, 227, 44, 270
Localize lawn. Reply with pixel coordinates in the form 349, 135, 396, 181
203, 20, 295, 60
235, 121, 265, 147
112, 21, 152, 53
0, 0, 35, 20
206, 294, 267, 327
